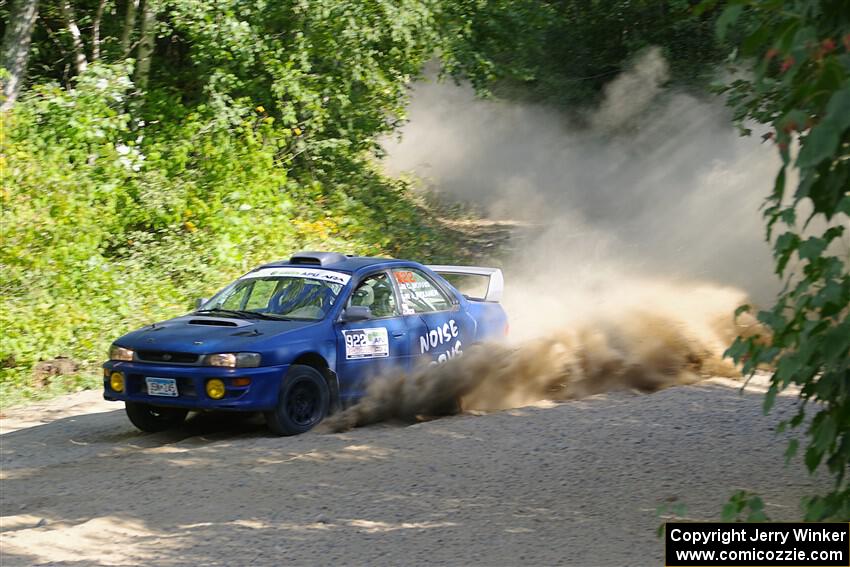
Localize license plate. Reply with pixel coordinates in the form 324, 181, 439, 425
145, 377, 178, 397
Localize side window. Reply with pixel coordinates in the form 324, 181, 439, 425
349, 273, 400, 318
393, 269, 453, 314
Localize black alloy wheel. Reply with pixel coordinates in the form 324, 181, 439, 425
265, 364, 330, 436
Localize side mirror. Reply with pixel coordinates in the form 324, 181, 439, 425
195, 297, 208, 309
342, 305, 372, 322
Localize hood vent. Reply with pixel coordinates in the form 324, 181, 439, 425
289, 251, 347, 266
189, 318, 239, 327
232, 328, 261, 337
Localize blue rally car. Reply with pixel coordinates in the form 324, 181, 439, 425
103, 252, 507, 435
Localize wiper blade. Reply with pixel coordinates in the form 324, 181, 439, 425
194, 309, 253, 319
195, 309, 292, 321
244, 312, 293, 321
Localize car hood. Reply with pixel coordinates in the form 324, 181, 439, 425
116, 314, 319, 355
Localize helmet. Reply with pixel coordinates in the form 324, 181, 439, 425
351, 284, 375, 307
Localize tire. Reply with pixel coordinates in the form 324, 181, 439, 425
264, 365, 330, 436
430, 395, 462, 416
125, 402, 189, 433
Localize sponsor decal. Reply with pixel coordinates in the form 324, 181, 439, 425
241, 267, 351, 285
402, 288, 442, 299
397, 274, 445, 304
419, 319, 463, 364
343, 328, 390, 360
399, 280, 431, 290
394, 270, 416, 284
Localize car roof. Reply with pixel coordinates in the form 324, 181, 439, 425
258, 252, 415, 274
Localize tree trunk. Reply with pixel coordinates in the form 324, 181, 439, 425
1, 0, 40, 110
91, 0, 109, 61
134, 0, 156, 91
59, 0, 88, 75
119, 0, 140, 58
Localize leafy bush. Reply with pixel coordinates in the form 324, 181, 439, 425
711, 0, 850, 521
0, 63, 460, 405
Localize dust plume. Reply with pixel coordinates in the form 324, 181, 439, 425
324, 280, 761, 432
386, 49, 779, 303
327, 50, 778, 430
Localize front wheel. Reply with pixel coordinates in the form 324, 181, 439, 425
264, 365, 329, 436
125, 402, 188, 432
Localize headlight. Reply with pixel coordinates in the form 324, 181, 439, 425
109, 345, 135, 361
205, 353, 261, 368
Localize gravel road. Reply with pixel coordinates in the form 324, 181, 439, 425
0, 378, 827, 566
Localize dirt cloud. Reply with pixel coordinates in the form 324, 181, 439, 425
327, 51, 776, 430
324, 279, 761, 431
386, 50, 778, 303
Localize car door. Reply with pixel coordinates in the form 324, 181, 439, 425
334, 271, 412, 403
391, 267, 476, 366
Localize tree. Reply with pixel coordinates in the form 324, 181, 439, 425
1, 0, 39, 110
59, 0, 88, 75
133, 0, 156, 91
711, 0, 850, 520
119, 0, 139, 57
91, 0, 110, 61
437, 0, 725, 108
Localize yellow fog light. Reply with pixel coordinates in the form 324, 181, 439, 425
110, 372, 125, 393
206, 378, 226, 400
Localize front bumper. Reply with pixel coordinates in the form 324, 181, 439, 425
102, 361, 289, 411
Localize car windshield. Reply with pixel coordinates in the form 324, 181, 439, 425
201, 276, 344, 321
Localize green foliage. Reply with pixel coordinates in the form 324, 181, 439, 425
655, 501, 688, 538
722, 490, 770, 522
439, 0, 727, 107
0, 1, 778, 424
656, 492, 768, 535
160, 0, 439, 150
713, 0, 850, 521
0, 40, 454, 403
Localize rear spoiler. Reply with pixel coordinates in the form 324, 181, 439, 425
427, 265, 504, 303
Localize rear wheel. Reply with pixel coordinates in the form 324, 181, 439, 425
125, 402, 188, 432
430, 396, 462, 416
265, 365, 329, 436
